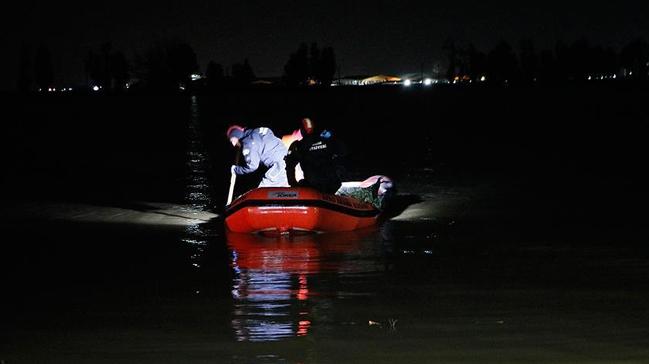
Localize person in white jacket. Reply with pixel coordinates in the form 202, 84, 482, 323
227, 125, 289, 187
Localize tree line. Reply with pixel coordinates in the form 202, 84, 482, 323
443, 37, 649, 84
14, 37, 649, 92
16, 40, 338, 93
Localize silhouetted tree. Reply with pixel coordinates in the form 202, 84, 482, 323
85, 43, 130, 91
284, 43, 309, 86
134, 43, 172, 91
99, 42, 113, 88
487, 41, 518, 83
85, 45, 107, 89
443, 38, 474, 80
283, 42, 336, 86
569, 38, 592, 80
309, 43, 320, 79
620, 38, 649, 79
589, 45, 617, 78
442, 38, 458, 80
205, 60, 225, 88
168, 42, 199, 86
519, 39, 538, 83
317, 46, 336, 86
34, 44, 54, 90
232, 58, 255, 85
134, 40, 198, 91
467, 44, 487, 81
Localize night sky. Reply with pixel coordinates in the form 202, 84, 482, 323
2, 0, 648, 90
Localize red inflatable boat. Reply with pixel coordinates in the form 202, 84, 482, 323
225, 187, 381, 233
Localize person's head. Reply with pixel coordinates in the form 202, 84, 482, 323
226, 125, 245, 147
300, 118, 315, 136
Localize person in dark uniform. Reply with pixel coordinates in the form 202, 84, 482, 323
285, 118, 347, 194
227, 125, 289, 187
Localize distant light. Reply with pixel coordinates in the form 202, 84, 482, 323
190, 73, 202, 81
613, 74, 617, 79
179, 85, 186, 91
92, 86, 100, 91
38, 88, 42, 92
48, 88, 53, 92
588, 75, 592, 80
403, 79, 411, 87
125, 83, 130, 89
423, 78, 432, 86
480, 76, 486, 82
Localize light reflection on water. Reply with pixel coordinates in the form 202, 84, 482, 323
182, 95, 214, 269
227, 231, 384, 342
184, 95, 212, 213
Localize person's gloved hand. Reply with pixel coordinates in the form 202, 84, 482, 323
230, 165, 237, 174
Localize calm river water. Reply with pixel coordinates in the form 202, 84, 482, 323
2, 85, 649, 362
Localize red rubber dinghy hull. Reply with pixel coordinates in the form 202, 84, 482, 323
225, 187, 381, 233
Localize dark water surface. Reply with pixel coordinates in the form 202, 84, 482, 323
2, 85, 649, 362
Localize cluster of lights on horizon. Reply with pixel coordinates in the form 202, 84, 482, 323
35, 68, 646, 92
588, 74, 618, 80
39, 87, 74, 92
402, 78, 439, 87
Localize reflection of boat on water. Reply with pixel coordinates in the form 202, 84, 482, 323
228, 230, 375, 273
227, 230, 375, 342
225, 186, 381, 234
